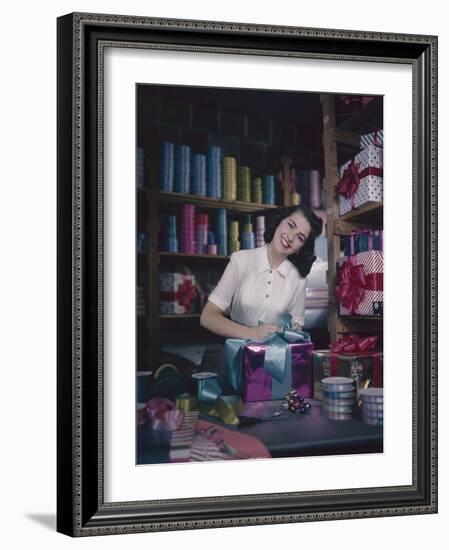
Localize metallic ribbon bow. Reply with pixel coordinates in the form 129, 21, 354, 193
193, 374, 243, 425
335, 256, 383, 315
330, 334, 378, 354
224, 313, 311, 395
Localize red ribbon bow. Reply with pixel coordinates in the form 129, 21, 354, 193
335, 256, 366, 315
338, 160, 361, 206
161, 278, 197, 310
335, 256, 383, 315
331, 334, 378, 354
177, 279, 197, 308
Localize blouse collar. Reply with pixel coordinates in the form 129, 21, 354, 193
257, 244, 294, 278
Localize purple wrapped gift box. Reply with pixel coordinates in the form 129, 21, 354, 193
241, 342, 314, 402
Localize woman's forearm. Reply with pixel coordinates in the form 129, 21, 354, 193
200, 308, 253, 339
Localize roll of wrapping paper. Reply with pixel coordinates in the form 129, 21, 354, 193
192, 153, 207, 196
160, 141, 175, 191
309, 169, 321, 208
180, 204, 195, 254
223, 156, 237, 200
252, 177, 263, 204
207, 146, 222, 198
238, 166, 251, 202
175, 144, 191, 194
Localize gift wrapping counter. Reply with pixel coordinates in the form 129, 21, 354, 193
137, 399, 382, 464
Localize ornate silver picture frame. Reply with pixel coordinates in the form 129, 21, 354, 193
57, 12, 437, 536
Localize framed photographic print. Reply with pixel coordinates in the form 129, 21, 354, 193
57, 12, 437, 536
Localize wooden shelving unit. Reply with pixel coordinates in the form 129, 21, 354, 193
159, 252, 230, 261
137, 86, 325, 370
157, 190, 277, 213
321, 95, 383, 343
143, 188, 280, 367
160, 314, 201, 319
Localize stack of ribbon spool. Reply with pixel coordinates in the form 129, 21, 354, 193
309, 169, 321, 208
175, 145, 191, 194
195, 213, 209, 254
297, 170, 310, 205
242, 215, 255, 250
255, 215, 266, 247
263, 175, 275, 204
160, 141, 175, 192
223, 156, 237, 200
290, 168, 301, 205
180, 204, 195, 254
252, 177, 263, 204
207, 146, 222, 198
321, 376, 355, 420
217, 208, 228, 256
237, 166, 251, 202
191, 153, 207, 196
359, 388, 383, 425
163, 215, 178, 253
207, 231, 217, 255
229, 220, 240, 253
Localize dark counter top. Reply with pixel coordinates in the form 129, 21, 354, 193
137, 399, 382, 464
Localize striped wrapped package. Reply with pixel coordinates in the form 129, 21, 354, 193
360, 129, 383, 149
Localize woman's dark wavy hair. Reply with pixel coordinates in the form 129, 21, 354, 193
264, 205, 323, 278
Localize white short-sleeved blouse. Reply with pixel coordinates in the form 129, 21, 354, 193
208, 244, 307, 328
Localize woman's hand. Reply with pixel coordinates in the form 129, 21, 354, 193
249, 324, 281, 341
292, 320, 302, 332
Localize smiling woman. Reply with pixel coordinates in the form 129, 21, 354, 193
199, 205, 323, 340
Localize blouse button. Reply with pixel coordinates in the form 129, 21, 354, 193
265, 294, 269, 298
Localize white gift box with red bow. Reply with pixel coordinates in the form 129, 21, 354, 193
159, 272, 197, 315
338, 145, 383, 215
